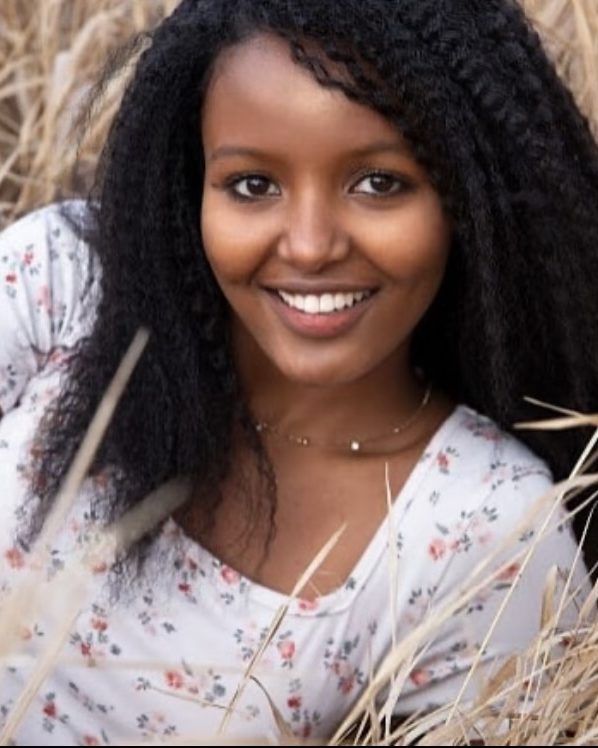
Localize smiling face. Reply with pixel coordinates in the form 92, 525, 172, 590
201, 34, 452, 388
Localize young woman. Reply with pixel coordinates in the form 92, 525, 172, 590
0, 0, 596, 742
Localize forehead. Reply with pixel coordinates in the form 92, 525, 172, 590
201, 33, 403, 159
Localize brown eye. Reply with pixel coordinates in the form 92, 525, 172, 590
352, 172, 406, 196
230, 175, 281, 199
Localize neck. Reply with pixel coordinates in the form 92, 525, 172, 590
234, 328, 427, 446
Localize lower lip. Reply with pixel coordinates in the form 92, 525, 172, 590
266, 291, 376, 339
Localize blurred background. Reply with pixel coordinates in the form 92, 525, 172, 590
0, 0, 597, 229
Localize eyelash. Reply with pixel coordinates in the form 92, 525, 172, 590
223, 174, 280, 202
221, 170, 412, 202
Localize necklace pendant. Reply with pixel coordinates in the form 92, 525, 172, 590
350, 440, 361, 453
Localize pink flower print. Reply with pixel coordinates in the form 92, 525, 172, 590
37, 284, 52, 312
91, 617, 108, 632
165, 670, 184, 689
77, 637, 106, 664
30, 471, 47, 492
287, 695, 302, 709
330, 658, 359, 693
178, 582, 192, 594
447, 538, 461, 552
428, 538, 446, 561
43, 700, 57, 718
331, 659, 349, 677
220, 565, 240, 585
278, 640, 296, 661
92, 471, 109, 489
340, 674, 356, 694
69, 518, 82, 533
28, 441, 45, 464
477, 530, 493, 546
409, 668, 431, 687
436, 452, 450, 472
20, 626, 32, 641
4, 546, 25, 569
559, 633, 581, 649
298, 598, 318, 611
478, 426, 501, 442
5, 273, 16, 283
82, 736, 100, 746
92, 561, 108, 574
496, 562, 520, 583
301, 724, 312, 738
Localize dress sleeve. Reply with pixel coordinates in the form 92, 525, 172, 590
393, 468, 589, 717
0, 201, 99, 549
0, 200, 97, 415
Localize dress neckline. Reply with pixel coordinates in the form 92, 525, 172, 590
168, 406, 466, 617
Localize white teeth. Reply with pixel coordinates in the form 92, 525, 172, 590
320, 294, 335, 313
294, 294, 306, 311
277, 289, 372, 314
304, 295, 319, 314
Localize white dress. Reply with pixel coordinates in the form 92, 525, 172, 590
0, 203, 587, 745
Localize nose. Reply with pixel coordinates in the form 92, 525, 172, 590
277, 189, 350, 272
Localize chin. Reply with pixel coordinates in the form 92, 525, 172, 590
275, 358, 364, 388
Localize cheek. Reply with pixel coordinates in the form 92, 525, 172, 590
366, 197, 451, 283
200, 193, 273, 284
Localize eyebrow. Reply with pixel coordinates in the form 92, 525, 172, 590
208, 141, 409, 162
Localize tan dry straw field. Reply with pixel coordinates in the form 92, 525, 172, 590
1, 1, 598, 745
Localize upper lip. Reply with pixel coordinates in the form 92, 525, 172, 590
263, 282, 379, 295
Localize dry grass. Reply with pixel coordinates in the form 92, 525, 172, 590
0, 0, 597, 228
0, 0, 178, 228
0, 333, 596, 747
331, 484, 598, 746
2, 1, 598, 745
3, 407, 598, 745
524, 0, 598, 131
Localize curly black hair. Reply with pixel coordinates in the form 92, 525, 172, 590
30, 0, 598, 570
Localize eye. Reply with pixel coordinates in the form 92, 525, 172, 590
351, 171, 408, 197
227, 175, 281, 200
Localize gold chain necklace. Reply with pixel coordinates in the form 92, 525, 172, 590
254, 384, 432, 454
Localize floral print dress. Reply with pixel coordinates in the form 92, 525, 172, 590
0, 203, 588, 745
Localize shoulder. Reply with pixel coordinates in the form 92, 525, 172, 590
401, 403, 582, 605
0, 199, 99, 316
406, 404, 555, 557
0, 200, 100, 413
393, 409, 586, 715
0, 199, 93, 250
423, 403, 552, 496
0, 199, 98, 298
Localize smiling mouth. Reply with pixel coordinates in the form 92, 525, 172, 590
273, 289, 376, 315
264, 286, 378, 338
